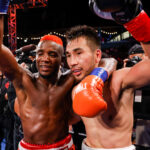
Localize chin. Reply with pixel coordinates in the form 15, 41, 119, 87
74, 75, 85, 83
40, 73, 52, 79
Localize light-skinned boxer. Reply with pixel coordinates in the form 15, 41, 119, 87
65, 22, 150, 150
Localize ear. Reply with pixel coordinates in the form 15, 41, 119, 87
95, 49, 102, 63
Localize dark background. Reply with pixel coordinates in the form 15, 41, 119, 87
4, 0, 150, 37
3, 0, 150, 65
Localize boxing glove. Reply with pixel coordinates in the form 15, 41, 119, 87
89, 0, 114, 20
89, 0, 150, 42
89, 0, 142, 24
0, 0, 10, 14
72, 67, 108, 117
89, 0, 125, 13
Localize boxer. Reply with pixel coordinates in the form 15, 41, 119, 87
0, 1, 117, 149
65, 22, 150, 150
0, 1, 77, 148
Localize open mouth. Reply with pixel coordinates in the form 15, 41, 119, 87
40, 65, 52, 71
72, 68, 82, 76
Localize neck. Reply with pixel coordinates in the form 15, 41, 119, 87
37, 72, 58, 87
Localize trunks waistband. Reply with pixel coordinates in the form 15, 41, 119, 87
18, 134, 74, 150
82, 140, 135, 150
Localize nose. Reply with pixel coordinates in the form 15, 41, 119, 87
69, 55, 78, 67
41, 54, 50, 62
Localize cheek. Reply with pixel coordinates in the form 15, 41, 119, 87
80, 55, 95, 71
66, 58, 71, 67
81, 54, 94, 65
52, 58, 61, 66
35, 58, 39, 68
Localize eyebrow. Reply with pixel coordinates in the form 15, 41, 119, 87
36, 48, 58, 53
66, 48, 82, 54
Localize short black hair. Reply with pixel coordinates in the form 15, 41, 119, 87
65, 25, 101, 50
128, 44, 144, 56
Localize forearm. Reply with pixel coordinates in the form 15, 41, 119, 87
122, 60, 150, 90
99, 58, 117, 77
140, 42, 150, 59
0, 16, 21, 80
0, 15, 4, 50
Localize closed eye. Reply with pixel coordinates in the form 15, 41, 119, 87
49, 52, 58, 58
37, 51, 43, 56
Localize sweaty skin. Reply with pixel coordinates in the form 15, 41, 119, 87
16, 72, 74, 144
66, 35, 150, 148
0, 16, 77, 145
82, 68, 134, 148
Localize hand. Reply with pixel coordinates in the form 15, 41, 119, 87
89, 0, 142, 24
0, 0, 10, 14
72, 68, 108, 117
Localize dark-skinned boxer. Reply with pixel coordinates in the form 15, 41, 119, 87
0, 1, 118, 149
0, 1, 78, 148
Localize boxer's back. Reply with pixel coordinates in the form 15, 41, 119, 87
82, 68, 134, 148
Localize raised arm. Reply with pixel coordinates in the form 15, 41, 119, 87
89, 0, 150, 57
0, 6, 22, 82
89, 0, 150, 90
140, 42, 150, 59
121, 58, 150, 90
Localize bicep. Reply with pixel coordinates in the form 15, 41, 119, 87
122, 60, 150, 90
0, 45, 21, 81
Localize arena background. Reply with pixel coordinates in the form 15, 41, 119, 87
1, 0, 150, 150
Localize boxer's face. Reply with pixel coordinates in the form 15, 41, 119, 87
66, 37, 101, 82
36, 40, 62, 78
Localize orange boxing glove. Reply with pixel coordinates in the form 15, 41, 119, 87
73, 67, 108, 117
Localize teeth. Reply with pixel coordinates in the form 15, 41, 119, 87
73, 69, 82, 74
41, 67, 50, 70
41, 66, 50, 68
73, 70, 79, 73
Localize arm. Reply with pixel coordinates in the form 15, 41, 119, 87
0, 15, 22, 82
99, 58, 118, 76
89, 0, 150, 43
122, 42, 150, 89
122, 59, 150, 90
90, 0, 150, 55
140, 42, 150, 59
72, 67, 108, 117
72, 58, 117, 117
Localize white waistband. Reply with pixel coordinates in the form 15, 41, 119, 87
18, 138, 73, 150
82, 141, 135, 150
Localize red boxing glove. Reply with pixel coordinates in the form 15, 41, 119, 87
73, 68, 108, 117
124, 10, 150, 42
